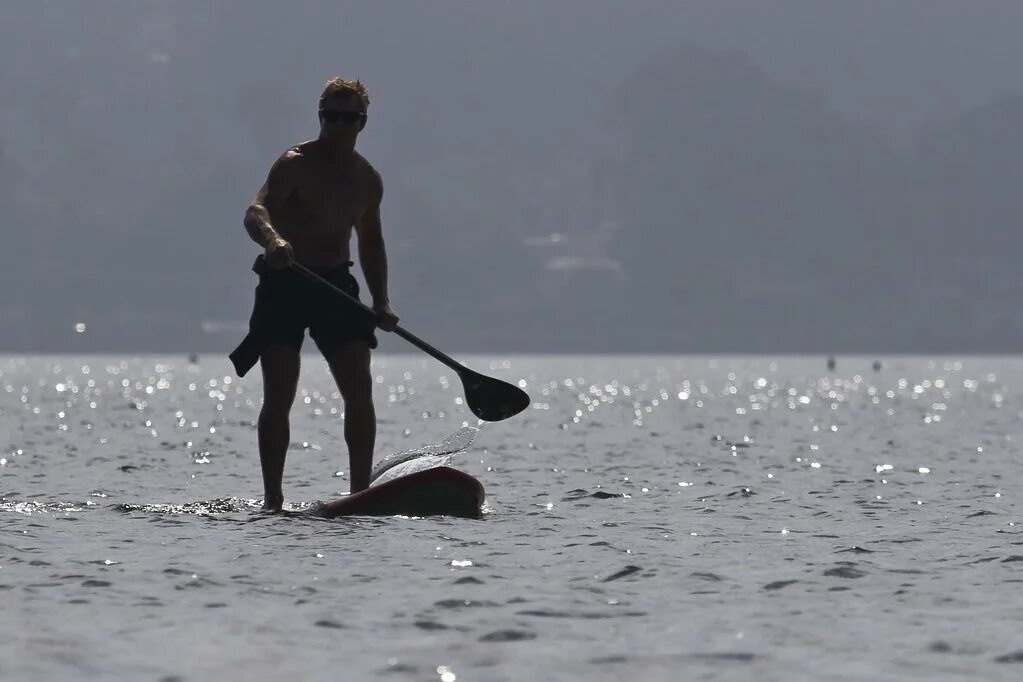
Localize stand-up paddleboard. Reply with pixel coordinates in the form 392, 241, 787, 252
319, 466, 484, 518
318, 427, 484, 519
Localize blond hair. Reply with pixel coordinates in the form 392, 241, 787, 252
319, 77, 370, 111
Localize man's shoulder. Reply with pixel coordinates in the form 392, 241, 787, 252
270, 142, 316, 178
280, 141, 317, 163
354, 152, 383, 190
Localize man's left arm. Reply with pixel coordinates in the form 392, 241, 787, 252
355, 170, 399, 331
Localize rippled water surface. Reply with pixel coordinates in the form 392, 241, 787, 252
2, 354, 1022, 681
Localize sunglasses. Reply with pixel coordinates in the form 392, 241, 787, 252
318, 109, 367, 125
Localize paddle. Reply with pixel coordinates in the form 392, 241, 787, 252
292, 263, 530, 421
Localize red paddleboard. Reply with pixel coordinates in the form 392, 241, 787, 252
319, 466, 484, 519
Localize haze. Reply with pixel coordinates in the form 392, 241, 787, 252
2, 1, 1022, 353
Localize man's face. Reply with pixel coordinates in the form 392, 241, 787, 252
318, 92, 367, 138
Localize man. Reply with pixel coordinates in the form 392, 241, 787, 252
229, 77, 399, 511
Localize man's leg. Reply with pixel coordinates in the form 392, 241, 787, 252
325, 341, 374, 493
258, 345, 300, 510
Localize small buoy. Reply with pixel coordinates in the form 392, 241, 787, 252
188, 353, 199, 364
872, 360, 881, 372
827, 356, 836, 371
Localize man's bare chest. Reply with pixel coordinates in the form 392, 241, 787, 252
281, 171, 365, 228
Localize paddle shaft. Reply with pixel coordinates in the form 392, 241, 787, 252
291, 262, 465, 373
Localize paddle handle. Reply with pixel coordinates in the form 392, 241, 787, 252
291, 262, 465, 373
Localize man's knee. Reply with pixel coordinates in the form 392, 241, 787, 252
327, 342, 373, 403
260, 345, 300, 413
260, 395, 294, 418
339, 368, 373, 406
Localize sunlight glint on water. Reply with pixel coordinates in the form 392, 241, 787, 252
1, 354, 1021, 680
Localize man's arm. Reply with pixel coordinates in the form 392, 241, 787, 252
355, 169, 389, 307
243, 150, 300, 249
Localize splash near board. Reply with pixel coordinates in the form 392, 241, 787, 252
318, 427, 484, 519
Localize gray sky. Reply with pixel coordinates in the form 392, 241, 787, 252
2, 1, 1022, 352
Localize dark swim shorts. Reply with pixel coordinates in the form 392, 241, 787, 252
229, 255, 378, 377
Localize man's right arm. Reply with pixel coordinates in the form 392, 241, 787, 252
243, 150, 299, 250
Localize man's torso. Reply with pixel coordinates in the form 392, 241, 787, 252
267, 141, 377, 267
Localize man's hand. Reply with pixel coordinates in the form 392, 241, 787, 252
373, 303, 399, 332
265, 237, 295, 269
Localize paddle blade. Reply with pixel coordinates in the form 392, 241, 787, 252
461, 370, 531, 421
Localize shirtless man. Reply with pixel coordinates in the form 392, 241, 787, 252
229, 77, 399, 511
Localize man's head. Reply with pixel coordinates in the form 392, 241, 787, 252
318, 77, 369, 141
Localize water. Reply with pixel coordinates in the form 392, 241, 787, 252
2, 354, 1022, 681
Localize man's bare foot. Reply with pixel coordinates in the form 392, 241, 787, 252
262, 495, 284, 512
